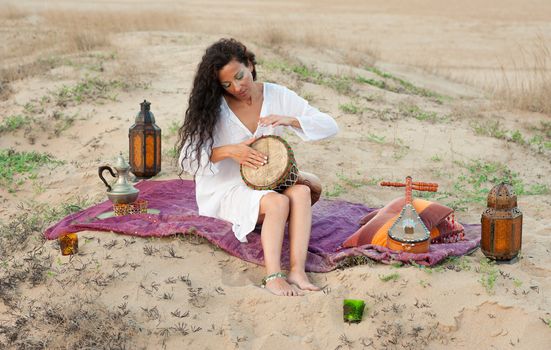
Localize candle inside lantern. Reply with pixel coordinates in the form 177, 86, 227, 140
343, 299, 366, 323
59, 233, 78, 256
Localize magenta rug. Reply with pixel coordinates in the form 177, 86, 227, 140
44, 179, 481, 272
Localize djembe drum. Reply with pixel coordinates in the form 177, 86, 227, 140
240, 135, 322, 205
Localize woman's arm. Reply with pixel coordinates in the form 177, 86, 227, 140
258, 115, 301, 129
259, 85, 339, 141
211, 138, 267, 169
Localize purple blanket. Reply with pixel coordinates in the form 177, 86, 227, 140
44, 180, 480, 272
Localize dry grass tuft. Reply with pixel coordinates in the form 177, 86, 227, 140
259, 25, 293, 47
301, 27, 336, 48
255, 24, 336, 49
492, 37, 551, 115
0, 8, 193, 87
41, 8, 191, 37
250, 22, 378, 68
41, 10, 119, 52
0, 57, 62, 101
0, 296, 139, 349
67, 30, 111, 52
342, 41, 380, 67
0, 202, 72, 307
0, 200, 88, 258
1, 57, 62, 83
0, 4, 27, 20
2, 8, 192, 64
0, 81, 13, 100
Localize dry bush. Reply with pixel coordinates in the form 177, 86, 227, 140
0, 81, 13, 100
494, 37, 551, 115
0, 7, 190, 95
416, 37, 551, 116
0, 53, 60, 100
0, 211, 45, 257
449, 100, 485, 121
41, 10, 118, 52
41, 8, 192, 41
0, 207, 53, 306
112, 56, 151, 86
2, 8, 193, 65
245, 22, 313, 49
0, 296, 139, 349
233, 21, 340, 52
0, 246, 52, 307
0, 3, 27, 20
0, 57, 62, 83
0, 27, 59, 62
0, 203, 68, 307
301, 26, 336, 48
66, 30, 110, 52
0, 201, 87, 258
341, 40, 380, 67
258, 24, 294, 47
252, 23, 378, 69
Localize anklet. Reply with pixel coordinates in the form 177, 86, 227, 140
261, 272, 287, 287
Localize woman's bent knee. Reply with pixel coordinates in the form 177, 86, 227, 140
285, 184, 311, 204
260, 192, 290, 216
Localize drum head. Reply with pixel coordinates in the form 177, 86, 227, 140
241, 136, 292, 188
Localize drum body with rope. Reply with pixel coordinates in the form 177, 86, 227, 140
240, 135, 322, 205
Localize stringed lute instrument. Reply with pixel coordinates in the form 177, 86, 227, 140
380, 176, 438, 253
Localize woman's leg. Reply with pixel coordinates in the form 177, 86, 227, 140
283, 184, 320, 291
258, 192, 300, 296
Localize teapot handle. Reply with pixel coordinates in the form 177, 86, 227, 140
98, 166, 116, 192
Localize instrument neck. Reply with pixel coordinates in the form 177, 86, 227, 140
405, 176, 413, 205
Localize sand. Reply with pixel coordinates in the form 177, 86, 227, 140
1, 1, 550, 349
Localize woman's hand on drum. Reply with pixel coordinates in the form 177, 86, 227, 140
230, 137, 268, 169
259, 115, 300, 128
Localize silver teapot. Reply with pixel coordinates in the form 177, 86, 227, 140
98, 153, 139, 204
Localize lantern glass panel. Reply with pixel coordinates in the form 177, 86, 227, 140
145, 133, 155, 168
156, 133, 162, 169
131, 132, 144, 169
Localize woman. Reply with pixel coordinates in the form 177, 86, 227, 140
176, 38, 338, 296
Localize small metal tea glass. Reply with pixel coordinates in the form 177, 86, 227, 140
343, 299, 365, 323
59, 233, 78, 256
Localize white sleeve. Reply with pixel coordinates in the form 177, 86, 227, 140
178, 138, 220, 176
281, 86, 339, 141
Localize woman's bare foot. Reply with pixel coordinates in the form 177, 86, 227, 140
287, 270, 321, 291
264, 277, 302, 296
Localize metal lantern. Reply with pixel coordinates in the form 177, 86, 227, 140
129, 100, 161, 178
481, 183, 523, 261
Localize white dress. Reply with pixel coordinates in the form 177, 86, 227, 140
179, 82, 338, 242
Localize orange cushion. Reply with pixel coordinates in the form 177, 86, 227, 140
342, 197, 457, 248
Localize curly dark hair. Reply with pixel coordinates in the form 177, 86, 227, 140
176, 38, 257, 176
